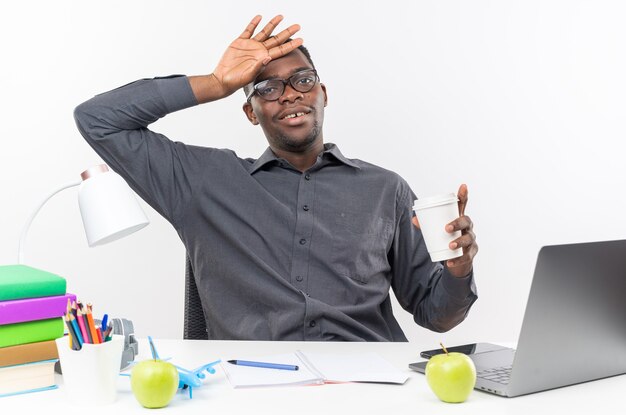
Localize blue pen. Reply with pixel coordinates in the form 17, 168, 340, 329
227, 360, 299, 371
101, 314, 108, 335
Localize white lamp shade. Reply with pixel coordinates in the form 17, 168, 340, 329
78, 167, 149, 247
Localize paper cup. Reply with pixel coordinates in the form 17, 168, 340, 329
413, 193, 463, 262
55, 335, 124, 406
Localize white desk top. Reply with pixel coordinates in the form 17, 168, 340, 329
2, 339, 623, 414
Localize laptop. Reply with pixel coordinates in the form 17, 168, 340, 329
409, 239, 626, 397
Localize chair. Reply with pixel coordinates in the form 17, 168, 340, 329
183, 254, 209, 340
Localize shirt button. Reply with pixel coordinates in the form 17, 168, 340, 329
309, 320, 316, 328
296, 275, 303, 282
299, 238, 307, 245
304, 174, 311, 180
303, 205, 309, 211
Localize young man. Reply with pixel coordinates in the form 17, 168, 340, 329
74, 15, 478, 341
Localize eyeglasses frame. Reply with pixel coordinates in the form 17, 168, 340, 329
246, 69, 319, 102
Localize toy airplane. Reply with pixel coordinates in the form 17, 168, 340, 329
122, 336, 221, 399
173, 360, 221, 399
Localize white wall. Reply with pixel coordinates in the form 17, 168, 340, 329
1, 1, 624, 346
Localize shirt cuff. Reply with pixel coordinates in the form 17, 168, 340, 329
154, 75, 199, 113
441, 267, 476, 302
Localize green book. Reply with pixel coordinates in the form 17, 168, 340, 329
0, 318, 65, 348
0, 265, 66, 301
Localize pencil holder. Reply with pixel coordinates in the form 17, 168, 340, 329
55, 335, 124, 406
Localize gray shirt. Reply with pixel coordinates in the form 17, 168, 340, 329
74, 75, 477, 341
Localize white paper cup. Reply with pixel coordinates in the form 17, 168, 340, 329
55, 335, 124, 406
413, 193, 463, 262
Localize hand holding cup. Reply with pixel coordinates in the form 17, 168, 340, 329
412, 184, 478, 278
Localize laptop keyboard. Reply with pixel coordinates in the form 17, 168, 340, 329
477, 365, 512, 385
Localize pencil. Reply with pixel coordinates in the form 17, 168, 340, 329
71, 300, 78, 319
95, 325, 103, 343
68, 312, 84, 347
64, 314, 80, 350
103, 325, 113, 342
76, 308, 91, 344
85, 304, 100, 344
65, 300, 74, 349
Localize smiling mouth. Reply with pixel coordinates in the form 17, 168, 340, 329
283, 112, 307, 120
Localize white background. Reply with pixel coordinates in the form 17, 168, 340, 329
1, 1, 624, 346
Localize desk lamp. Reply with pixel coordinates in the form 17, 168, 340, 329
13, 163, 148, 369
18, 164, 149, 264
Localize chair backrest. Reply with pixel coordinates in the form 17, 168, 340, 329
183, 254, 208, 340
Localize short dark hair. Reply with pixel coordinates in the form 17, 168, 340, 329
296, 44, 315, 69
243, 43, 315, 98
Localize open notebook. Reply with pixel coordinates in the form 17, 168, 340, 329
221, 350, 409, 388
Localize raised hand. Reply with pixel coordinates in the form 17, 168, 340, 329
212, 15, 303, 98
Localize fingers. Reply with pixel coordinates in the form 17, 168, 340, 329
448, 230, 476, 251
263, 23, 301, 49
446, 186, 476, 275
252, 15, 284, 41
268, 37, 304, 60
447, 238, 478, 266
446, 217, 478, 272
239, 15, 262, 39
446, 247, 477, 269
457, 184, 468, 216
446, 215, 473, 233
446, 235, 478, 271
239, 15, 303, 66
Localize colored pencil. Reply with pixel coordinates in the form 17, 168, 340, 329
85, 304, 100, 344
65, 299, 75, 349
68, 312, 84, 347
71, 300, 78, 319
76, 308, 91, 344
103, 325, 113, 341
64, 314, 80, 350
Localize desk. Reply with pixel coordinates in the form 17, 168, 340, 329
2, 339, 624, 414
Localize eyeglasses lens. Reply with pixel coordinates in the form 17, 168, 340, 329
255, 70, 318, 101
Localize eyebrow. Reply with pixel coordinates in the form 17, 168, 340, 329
256, 67, 313, 83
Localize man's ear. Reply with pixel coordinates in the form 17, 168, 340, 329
321, 83, 328, 107
242, 102, 259, 125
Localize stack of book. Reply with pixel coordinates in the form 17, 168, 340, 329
0, 265, 75, 397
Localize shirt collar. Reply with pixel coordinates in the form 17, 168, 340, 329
248, 143, 360, 174
248, 147, 279, 174
322, 143, 360, 169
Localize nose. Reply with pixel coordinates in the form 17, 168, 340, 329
278, 83, 303, 104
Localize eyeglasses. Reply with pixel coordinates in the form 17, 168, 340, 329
246, 69, 319, 102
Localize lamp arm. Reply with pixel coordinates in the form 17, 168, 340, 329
18, 180, 82, 264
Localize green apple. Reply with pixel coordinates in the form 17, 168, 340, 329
130, 359, 179, 408
425, 344, 476, 403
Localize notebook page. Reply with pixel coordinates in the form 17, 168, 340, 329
221, 353, 324, 388
298, 351, 409, 384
